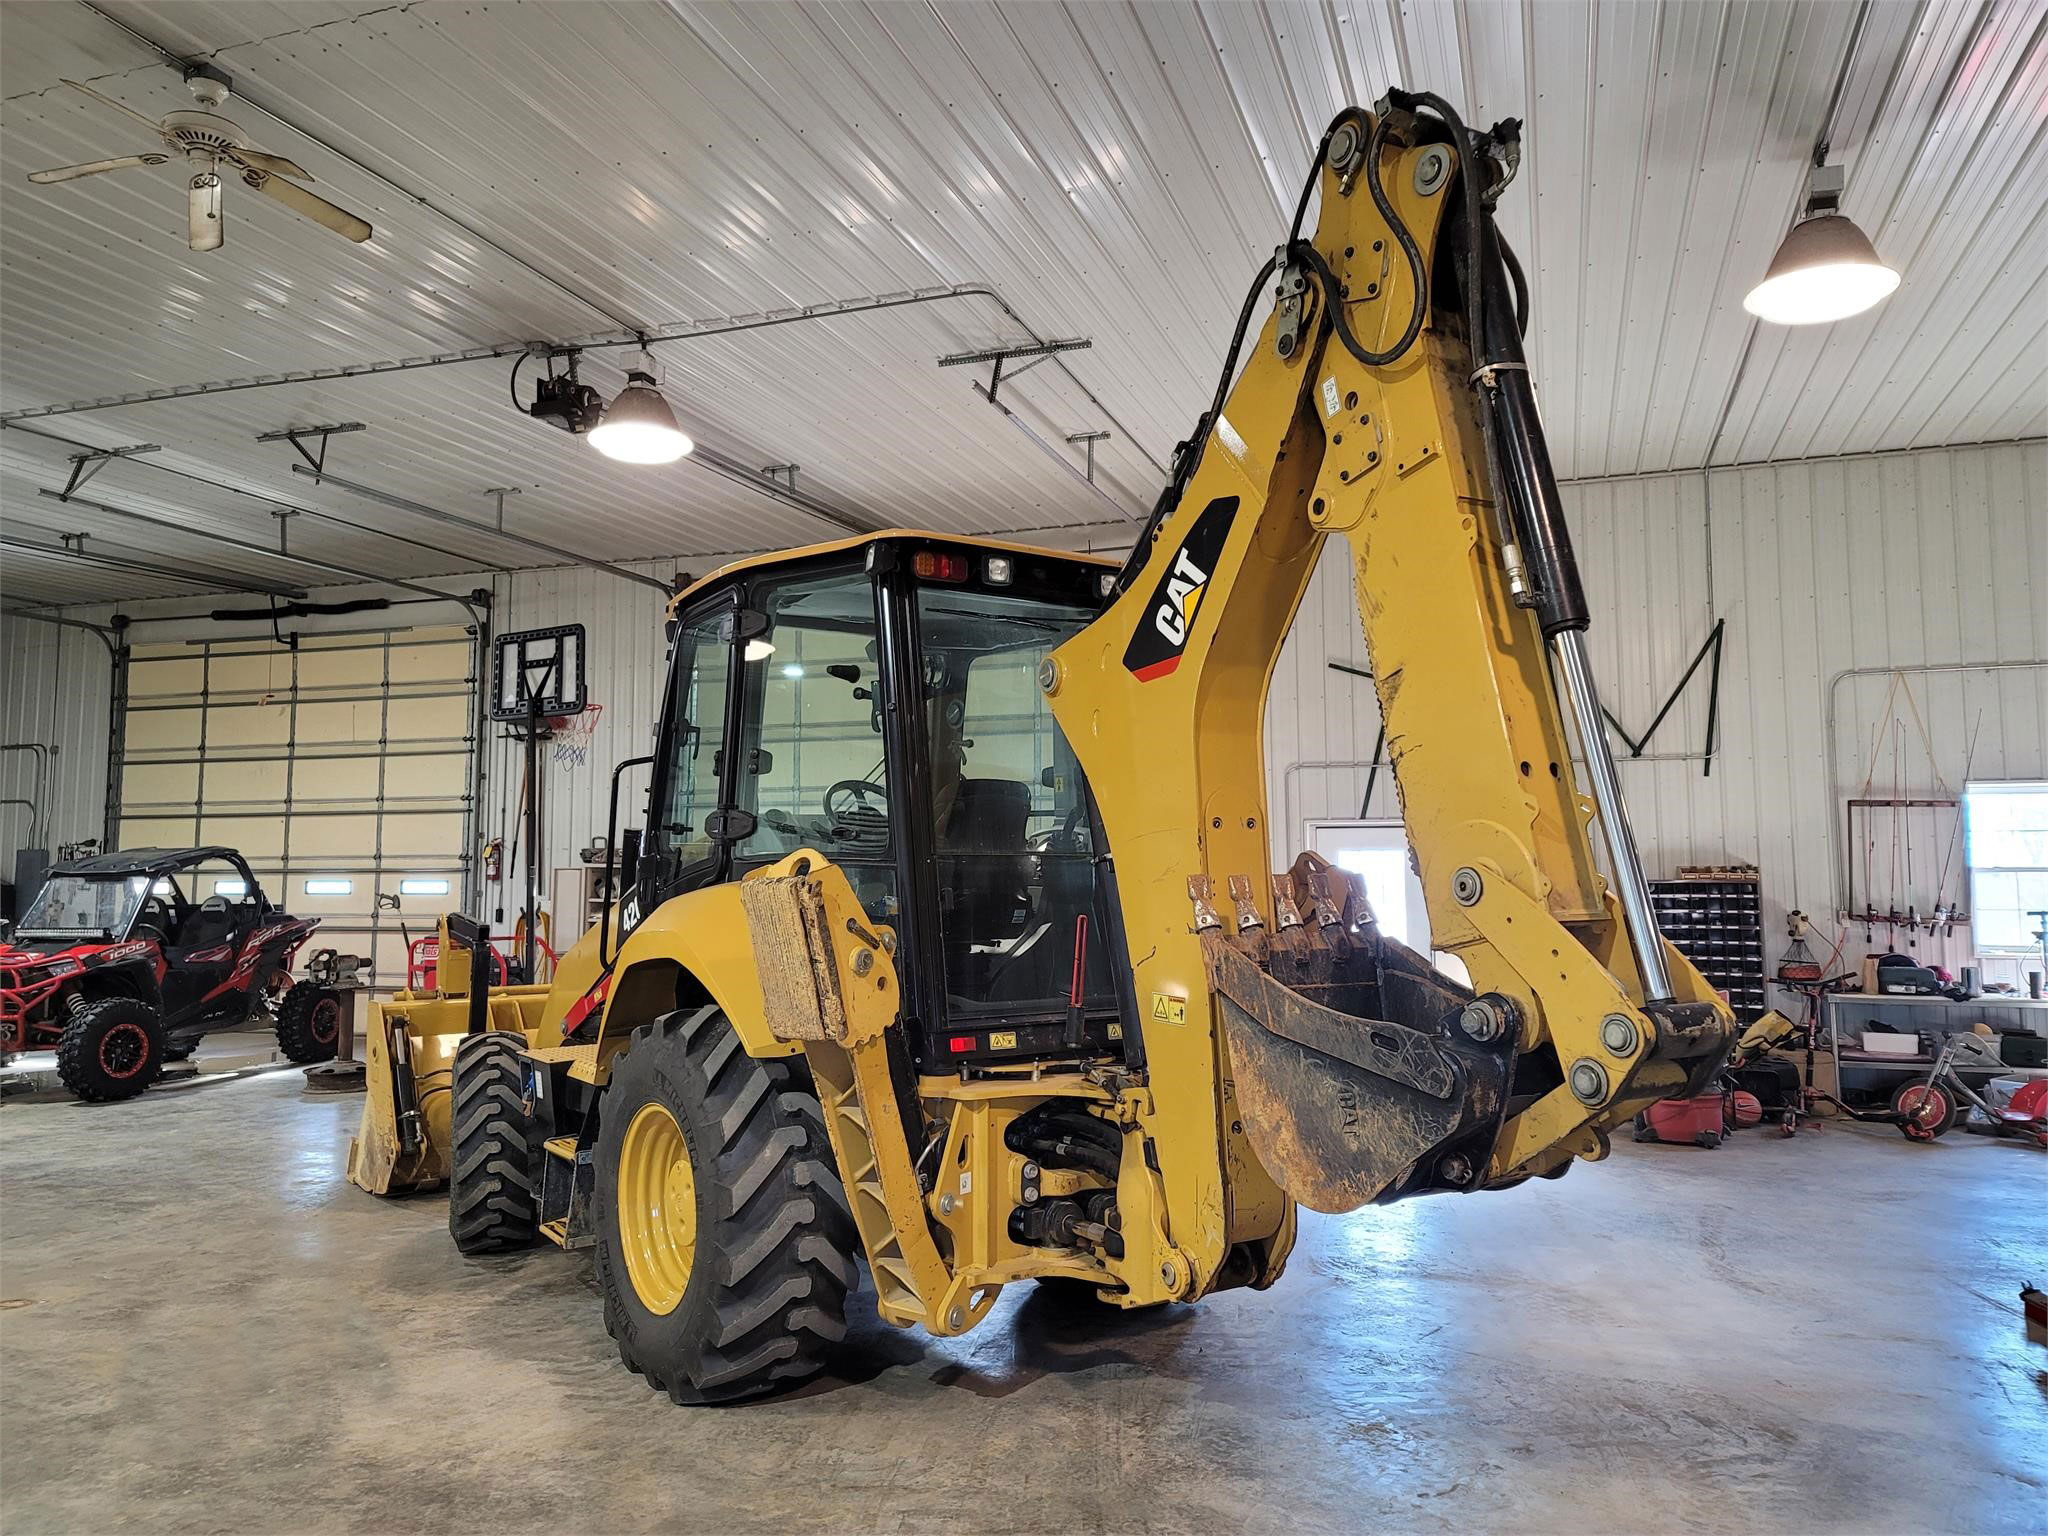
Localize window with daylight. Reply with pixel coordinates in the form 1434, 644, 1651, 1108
1965, 782, 2048, 953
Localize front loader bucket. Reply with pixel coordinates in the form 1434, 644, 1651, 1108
347, 994, 463, 1194
1206, 930, 1516, 1213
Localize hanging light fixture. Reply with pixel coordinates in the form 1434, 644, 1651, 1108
1744, 163, 1898, 326
589, 349, 694, 464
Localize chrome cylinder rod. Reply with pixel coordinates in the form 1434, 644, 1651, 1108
1550, 628, 1672, 1000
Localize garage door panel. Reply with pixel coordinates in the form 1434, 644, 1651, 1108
123, 761, 199, 807
120, 815, 199, 847
385, 753, 467, 798
127, 656, 205, 698
296, 648, 387, 690
371, 931, 415, 986
296, 699, 383, 745
199, 815, 285, 859
209, 652, 296, 695
205, 702, 292, 748
385, 696, 467, 741
201, 758, 289, 805
292, 756, 382, 801
388, 641, 470, 685
382, 812, 464, 857
290, 814, 372, 858
125, 708, 203, 751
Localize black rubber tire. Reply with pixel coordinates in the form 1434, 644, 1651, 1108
273, 982, 342, 1064
447, 1031, 540, 1253
55, 997, 165, 1102
595, 1006, 858, 1404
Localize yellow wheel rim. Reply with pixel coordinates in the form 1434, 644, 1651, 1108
617, 1101, 697, 1315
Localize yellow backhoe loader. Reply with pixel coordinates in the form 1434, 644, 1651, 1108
349, 89, 1733, 1403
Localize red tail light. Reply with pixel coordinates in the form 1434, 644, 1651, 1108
913, 551, 969, 582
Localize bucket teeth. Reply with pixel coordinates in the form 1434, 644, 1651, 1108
1226, 874, 1265, 933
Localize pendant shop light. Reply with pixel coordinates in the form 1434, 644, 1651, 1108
1744, 163, 1898, 326
590, 349, 694, 464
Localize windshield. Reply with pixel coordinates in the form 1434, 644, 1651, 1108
17, 875, 155, 938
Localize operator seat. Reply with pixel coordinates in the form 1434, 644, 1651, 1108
939, 778, 1032, 941
175, 896, 240, 950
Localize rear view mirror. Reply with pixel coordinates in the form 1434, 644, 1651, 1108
827, 663, 861, 684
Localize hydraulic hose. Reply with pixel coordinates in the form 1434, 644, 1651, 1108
1111, 251, 1280, 595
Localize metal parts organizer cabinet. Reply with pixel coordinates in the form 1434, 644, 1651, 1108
1650, 867, 1767, 1022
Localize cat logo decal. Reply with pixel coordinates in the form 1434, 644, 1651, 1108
1120, 496, 1238, 682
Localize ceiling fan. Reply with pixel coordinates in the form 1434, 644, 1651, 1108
25, 66, 372, 251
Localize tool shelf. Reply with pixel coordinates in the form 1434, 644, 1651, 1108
1651, 868, 1767, 1022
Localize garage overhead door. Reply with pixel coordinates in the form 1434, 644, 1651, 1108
115, 624, 479, 990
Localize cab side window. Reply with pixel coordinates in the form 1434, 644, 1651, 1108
646, 607, 734, 885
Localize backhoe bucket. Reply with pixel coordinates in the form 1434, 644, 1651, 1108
1208, 933, 1516, 1211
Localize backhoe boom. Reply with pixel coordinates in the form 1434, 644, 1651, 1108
1045, 95, 1732, 1272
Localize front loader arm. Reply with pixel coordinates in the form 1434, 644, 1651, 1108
1047, 98, 1731, 1272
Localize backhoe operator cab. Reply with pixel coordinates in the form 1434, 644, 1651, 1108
638, 535, 1121, 1063
351, 87, 1736, 1408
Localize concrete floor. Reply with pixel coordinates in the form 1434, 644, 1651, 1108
2, 1070, 2042, 1535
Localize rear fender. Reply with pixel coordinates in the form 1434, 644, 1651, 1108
588, 883, 798, 1062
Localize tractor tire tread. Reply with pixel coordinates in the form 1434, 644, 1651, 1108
447, 1030, 540, 1253
596, 1007, 858, 1404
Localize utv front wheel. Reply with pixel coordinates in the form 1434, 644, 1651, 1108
447, 1031, 539, 1253
56, 997, 165, 1102
273, 982, 342, 1064
595, 1006, 857, 1404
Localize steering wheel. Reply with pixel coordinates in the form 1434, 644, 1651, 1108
1028, 804, 1089, 857
824, 779, 888, 823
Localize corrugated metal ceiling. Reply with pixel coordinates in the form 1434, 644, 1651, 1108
2, 0, 2041, 606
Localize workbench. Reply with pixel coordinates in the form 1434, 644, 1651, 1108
1821, 992, 2048, 1094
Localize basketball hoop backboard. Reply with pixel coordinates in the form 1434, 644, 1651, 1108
492, 624, 587, 721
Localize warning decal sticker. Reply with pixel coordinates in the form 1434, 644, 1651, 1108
1121, 495, 1238, 682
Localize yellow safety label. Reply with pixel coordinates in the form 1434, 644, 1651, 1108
989, 1031, 1017, 1050
1150, 993, 1187, 1025
1107, 1023, 1123, 1040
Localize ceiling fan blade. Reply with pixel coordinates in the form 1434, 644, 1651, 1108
234, 147, 312, 181
60, 78, 166, 134
27, 153, 168, 184
251, 171, 372, 242
189, 172, 224, 252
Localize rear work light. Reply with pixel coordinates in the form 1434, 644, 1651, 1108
913, 550, 969, 582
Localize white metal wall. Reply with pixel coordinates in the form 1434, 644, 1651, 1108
1268, 440, 2048, 983
0, 610, 117, 892
476, 559, 675, 941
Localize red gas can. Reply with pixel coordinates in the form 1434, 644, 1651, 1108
1632, 1092, 1730, 1148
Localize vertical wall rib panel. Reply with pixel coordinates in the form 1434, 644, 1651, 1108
0, 610, 115, 882
1266, 440, 2048, 981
